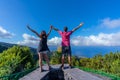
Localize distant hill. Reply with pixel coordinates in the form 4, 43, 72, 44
0, 42, 38, 60
0, 42, 37, 53
1, 42, 119, 58
0, 42, 14, 53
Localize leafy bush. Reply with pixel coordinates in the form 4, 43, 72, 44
0, 46, 35, 77
50, 51, 61, 64
49, 49, 120, 77
78, 52, 120, 77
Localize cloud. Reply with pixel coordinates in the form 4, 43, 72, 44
18, 32, 120, 47
0, 26, 14, 38
23, 33, 39, 41
17, 33, 39, 47
100, 18, 120, 28
17, 33, 61, 47
71, 32, 120, 46
48, 36, 61, 46
47, 32, 120, 46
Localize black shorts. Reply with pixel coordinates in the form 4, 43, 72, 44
62, 46, 71, 56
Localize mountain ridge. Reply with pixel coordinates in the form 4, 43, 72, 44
0, 42, 37, 53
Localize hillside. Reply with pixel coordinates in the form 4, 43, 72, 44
0, 42, 38, 60
0, 42, 36, 52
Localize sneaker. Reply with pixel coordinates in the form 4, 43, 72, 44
49, 66, 52, 70
69, 65, 73, 69
40, 68, 43, 72
60, 64, 64, 70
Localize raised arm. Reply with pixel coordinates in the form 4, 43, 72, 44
72, 22, 84, 32
52, 26, 59, 31
27, 25, 40, 38
47, 25, 52, 37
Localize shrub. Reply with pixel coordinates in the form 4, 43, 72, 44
0, 46, 35, 76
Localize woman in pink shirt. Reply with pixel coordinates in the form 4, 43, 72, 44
52, 22, 84, 69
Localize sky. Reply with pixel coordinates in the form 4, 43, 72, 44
0, 0, 120, 48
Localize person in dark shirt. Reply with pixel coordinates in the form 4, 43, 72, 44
27, 25, 52, 72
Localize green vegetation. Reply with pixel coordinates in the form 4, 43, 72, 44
0, 45, 120, 80
78, 52, 120, 77
0, 46, 35, 78
50, 51, 61, 65
49, 50, 120, 79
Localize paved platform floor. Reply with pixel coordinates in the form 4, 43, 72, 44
19, 64, 110, 80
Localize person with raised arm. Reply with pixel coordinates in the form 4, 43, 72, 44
27, 25, 52, 72
52, 22, 84, 69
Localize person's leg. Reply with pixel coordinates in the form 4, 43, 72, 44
38, 52, 43, 71
43, 52, 51, 70
61, 55, 65, 66
60, 55, 64, 69
68, 55, 71, 66
43, 54, 50, 65
61, 46, 65, 69
67, 46, 72, 68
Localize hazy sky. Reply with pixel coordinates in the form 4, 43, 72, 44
0, 0, 120, 47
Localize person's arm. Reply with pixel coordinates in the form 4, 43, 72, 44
72, 22, 84, 32
27, 25, 40, 38
52, 26, 59, 31
47, 25, 52, 37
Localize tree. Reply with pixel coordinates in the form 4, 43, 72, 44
57, 46, 62, 53
50, 51, 61, 64
0, 46, 35, 76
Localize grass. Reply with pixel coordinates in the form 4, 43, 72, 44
75, 66, 120, 80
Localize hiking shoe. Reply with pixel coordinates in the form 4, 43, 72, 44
69, 66, 72, 69
40, 67, 46, 72
40, 68, 43, 72
60, 64, 64, 70
49, 66, 52, 70
69, 65, 73, 69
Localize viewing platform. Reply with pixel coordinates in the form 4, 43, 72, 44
19, 64, 111, 80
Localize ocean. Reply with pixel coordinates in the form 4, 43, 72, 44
49, 46, 120, 58
72, 46, 120, 58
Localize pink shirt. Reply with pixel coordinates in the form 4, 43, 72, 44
58, 31, 73, 46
